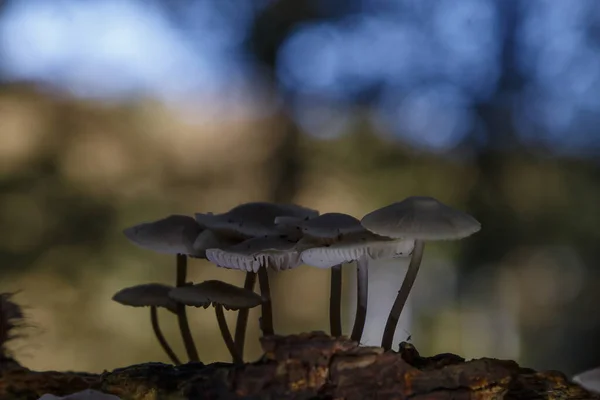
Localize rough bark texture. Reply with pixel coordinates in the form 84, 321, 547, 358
0, 332, 596, 400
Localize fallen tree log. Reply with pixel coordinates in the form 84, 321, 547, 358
0, 332, 596, 400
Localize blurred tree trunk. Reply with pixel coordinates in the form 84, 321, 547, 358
244, 0, 319, 332
247, 0, 318, 205
460, 0, 600, 374
458, 0, 526, 363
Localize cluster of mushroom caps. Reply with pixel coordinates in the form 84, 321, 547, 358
113, 196, 481, 365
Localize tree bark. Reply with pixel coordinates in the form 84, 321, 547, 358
0, 332, 595, 400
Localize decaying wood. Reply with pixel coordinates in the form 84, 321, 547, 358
0, 332, 596, 400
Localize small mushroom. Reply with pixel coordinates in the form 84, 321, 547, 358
195, 202, 318, 354
206, 236, 302, 337
112, 283, 181, 365
122, 215, 202, 362
169, 280, 263, 364
191, 228, 252, 353
360, 196, 481, 351
299, 228, 414, 343
278, 212, 368, 338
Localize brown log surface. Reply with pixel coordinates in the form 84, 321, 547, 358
0, 332, 596, 400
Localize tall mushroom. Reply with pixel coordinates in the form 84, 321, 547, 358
299, 228, 414, 342
169, 280, 263, 364
112, 283, 182, 365
360, 196, 481, 351
195, 202, 318, 352
122, 215, 202, 362
275, 212, 367, 338
206, 236, 303, 337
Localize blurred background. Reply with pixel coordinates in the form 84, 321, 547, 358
0, 0, 599, 377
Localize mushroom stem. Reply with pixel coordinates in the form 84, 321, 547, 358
329, 264, 343, 337
257, 266, 274, 336
149, 306, 182, 365
351, 256, 369, 342
214, 304, 243, 365
381, 240, 425, 351
175, 254, 200, 362
234, 272, 257, 356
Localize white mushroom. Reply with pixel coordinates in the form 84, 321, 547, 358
206, 236, 303, 337
196, 202, 318, 348
360, 196, 481, 351
207, 236, 301, 272
299, 227, 414, 342
275, 212, 366, 337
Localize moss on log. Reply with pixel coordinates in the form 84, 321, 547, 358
0, 332, 596, 400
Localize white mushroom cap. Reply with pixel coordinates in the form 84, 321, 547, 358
194, 202, 319, 239
275, 212, 364, 241
123, 215, 202, 255
205, 236, 302, 272
112, 283, 178, 313
300, 231, 414, 268
169, 280, 263, 311
360, 196, 481, 240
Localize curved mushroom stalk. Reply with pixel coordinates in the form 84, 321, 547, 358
150, 306, 182, 365
380, 240, 424, 351
121, 215, 203, 362
112, 283, 183, 365
214, 304, 243, 364
175, 254, 200, 362
350, 255, 369, 342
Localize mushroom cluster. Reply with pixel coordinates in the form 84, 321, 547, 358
115, 197, 481, 364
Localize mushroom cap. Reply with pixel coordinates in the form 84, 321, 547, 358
112, 283, 178, 313
300, 231, 414, 268
123, 215, 203, 255
276, 212, 364, 241
360, 196, 481, 240
206, 236, 302, 272
191, 229, 244, 259
168, 280, 263, 311
194, 202, 319, 239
